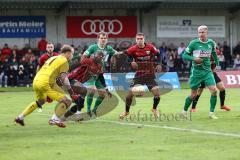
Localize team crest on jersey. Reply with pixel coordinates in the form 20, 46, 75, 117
146, 51, 151, 55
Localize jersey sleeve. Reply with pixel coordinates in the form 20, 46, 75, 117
107, 46, 117, 56
126, 46, 135, 56
38, 55, 46, 66
150, 44, 160, 55
84, 45, 95, 57
182, 41, 195, 61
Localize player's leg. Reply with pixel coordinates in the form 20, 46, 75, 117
182, 75, 201, 116
50, 96, 72, 128
63, 80, 87, 119
214, 72, 231, 111
47, 87, 72, 127
90, 89, 105, 117
86, 79, 96, 114
146, 77, 161, 118
91, 79, 107, 116
183, 89, 198, 114
119, 77, 139, 120
205, 72, 218, 119
119, 89, 133, 120
15, 81, 46, 126
72, 80, 87, 113
150, 86, 160, 118
191, 82, 205, 112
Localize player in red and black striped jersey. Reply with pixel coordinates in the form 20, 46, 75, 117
119, 32, 162, 120
62, 51, 111, 119
37, 43, 59, 72
191, 48, 231, 112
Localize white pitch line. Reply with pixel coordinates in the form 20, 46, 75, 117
97, 119, 240, 138
34, 112, 240, 138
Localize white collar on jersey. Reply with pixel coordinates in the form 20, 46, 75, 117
198, 38, 209, 43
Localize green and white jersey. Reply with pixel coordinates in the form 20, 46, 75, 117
84, 44, 116, 63
183, 38, 218, 77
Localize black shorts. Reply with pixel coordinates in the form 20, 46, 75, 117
130, 75, 157, 90
199, 72, 222, 88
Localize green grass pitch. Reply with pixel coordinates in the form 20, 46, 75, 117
0, 88, 240, 160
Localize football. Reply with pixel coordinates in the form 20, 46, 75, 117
131, 85, 146, 97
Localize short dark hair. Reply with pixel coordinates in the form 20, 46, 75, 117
95, 50, 104, 56
97, 32, 108, 39
136, 32, 145, 37
61, 44, 73, 53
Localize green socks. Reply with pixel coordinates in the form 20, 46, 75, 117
210, 95, 217, 112
92, 97, 104, 112
184, 96, 193, 111
87, 95, 94, 112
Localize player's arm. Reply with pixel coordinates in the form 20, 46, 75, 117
58, 59, 79, 101
182, 42, 195, 61
182, 42, 202, 63
125, 47, 138, 70
36, 56, 45, 72
58, 72, 79, 101
108, 46, 124, 59
150, 45, 162, 72
212, 42, 219, 66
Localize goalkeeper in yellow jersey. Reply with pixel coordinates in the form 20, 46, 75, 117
15, 44, 78, 128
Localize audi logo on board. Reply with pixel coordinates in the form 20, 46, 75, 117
81, 19, 123, 35
67, 16, 137, 38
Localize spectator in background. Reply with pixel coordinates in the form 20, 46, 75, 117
233, 54, 240, 70
0, 63, 4, 87
7, 65, 17, 87
222, 41, 232, 68
17, 65, 26, 86
218, 52, 226, 70
37, 38, 48, 55
159, 42, 168, 65
110, 53, 130, 73
55, 43, 62, 52
175, 42, 186, 76
25, 55, 37, 86
28, 61, 36, 85
0, 43, 12, 62
12, 45, 21, 59
233, 41, 240, 58
2, 58, 10, 87
216, 47, 226, 70
10, 49, 20, 64
18, 57, 27, 71
177, 42, 185, 56
168, 43, 177, 52
167, 49, 176, 72
21, 44, 30, 56
23, 49, 35, 62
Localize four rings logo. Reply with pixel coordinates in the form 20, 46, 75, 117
81, 19, 123, 35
